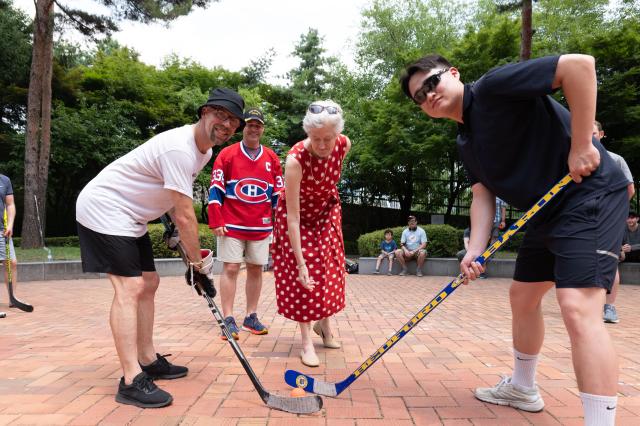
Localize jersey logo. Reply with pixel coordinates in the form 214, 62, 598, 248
266, 162, 271, 172
234, 178, 269, 203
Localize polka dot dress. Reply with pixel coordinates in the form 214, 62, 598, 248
272, 135, 347, 322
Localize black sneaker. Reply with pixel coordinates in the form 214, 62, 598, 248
140, 353, 188, 380
115, 372, 173, 408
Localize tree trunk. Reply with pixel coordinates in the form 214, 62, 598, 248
396, 167, 414, 222
21, 0, 54, 248
520, 0, 533, 61
445, 156, 457, 220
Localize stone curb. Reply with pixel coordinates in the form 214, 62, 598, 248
9, 258, 223, 282
357, 257, 640, 284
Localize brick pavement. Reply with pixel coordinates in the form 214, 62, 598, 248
0, 273, 638, 425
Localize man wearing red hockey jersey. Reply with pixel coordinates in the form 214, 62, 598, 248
208, 108, 284, 339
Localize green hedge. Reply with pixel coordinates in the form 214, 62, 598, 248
147, 223, 216, 258
358, 224, 462, 258
358, 224, 524, 258
14, 236, 80, 247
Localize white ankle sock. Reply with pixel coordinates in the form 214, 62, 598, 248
580, 392, 617, 426
511, 348, 538, 388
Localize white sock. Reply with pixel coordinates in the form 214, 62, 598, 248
580, 392, 617, 426
511, 348, 538, 388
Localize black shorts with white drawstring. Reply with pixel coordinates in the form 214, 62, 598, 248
513, 187, 628, 290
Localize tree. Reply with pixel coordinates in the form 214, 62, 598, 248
338, 0, 473, 220
495, 0, 537, 61
21, 0, 216, 248
0, 2, 31, 138
241, 48, 276, 86
272, 28, 338, 146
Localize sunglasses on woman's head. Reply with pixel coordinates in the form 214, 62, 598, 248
308, 104, 339, 114
412, 68, 450, 105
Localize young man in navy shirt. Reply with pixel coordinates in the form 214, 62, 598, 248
401, 55, 628, 425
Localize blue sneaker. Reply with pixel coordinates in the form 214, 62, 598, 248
221, 316, 240, 341
242, 313, 268, 335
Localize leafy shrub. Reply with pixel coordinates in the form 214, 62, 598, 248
14, 236, 80, 247
357, 224, 461, 257
147, 223, 216, 258
503, 230, 524, 251
344, 240, 359, 255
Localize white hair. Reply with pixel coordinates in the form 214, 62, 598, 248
302, 99, 345, 134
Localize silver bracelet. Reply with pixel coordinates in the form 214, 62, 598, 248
296, 263, 306, 270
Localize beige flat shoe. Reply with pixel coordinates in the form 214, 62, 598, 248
300, 348, 320, 367
313, 321, 341, 349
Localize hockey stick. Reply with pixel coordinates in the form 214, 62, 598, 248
285, 174, 573, 396
3, 209, 33, 313
160, 214, 322, 414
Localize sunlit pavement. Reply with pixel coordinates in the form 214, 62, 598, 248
0, 272, 638, 425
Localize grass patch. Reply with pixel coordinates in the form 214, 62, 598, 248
14, 246, 81, 262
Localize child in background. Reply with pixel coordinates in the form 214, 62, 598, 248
375, 229, 397, 275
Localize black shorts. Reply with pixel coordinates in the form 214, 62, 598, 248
77, 222, 156, 277
514, 188, 628, 290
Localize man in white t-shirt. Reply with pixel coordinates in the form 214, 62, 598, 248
76, 88, 245, 408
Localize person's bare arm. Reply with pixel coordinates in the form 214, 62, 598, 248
4, 194, 15, 237
460, 183, 494, 281
284, 156, 315, 290
627, 183, 635, 200
553, 54, 599, 183
169, 190, 202, 265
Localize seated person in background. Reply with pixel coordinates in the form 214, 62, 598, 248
394, 215, 428, 277
375, 229, 397, 275
622, 211, 640, 262
456, 226, 487, 279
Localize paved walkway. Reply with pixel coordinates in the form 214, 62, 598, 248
0, 273, 639, 425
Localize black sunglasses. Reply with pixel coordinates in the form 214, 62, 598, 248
308, 104, 339, 114
412, 68, 450, 105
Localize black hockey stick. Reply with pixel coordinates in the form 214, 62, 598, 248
285, 174, 573, 396
160, 214, 322, 414
4, 210, 33, 313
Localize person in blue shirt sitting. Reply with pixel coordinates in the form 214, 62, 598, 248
394, 216, 428, 276
375, 229, 398, 275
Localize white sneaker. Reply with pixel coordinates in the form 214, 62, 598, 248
474, 376, 544, 412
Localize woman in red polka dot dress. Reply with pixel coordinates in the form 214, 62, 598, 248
272, 100, 351, 367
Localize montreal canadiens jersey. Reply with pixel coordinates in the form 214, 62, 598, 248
208, 142, 284, 240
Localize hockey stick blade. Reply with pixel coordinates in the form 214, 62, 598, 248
285, 174, 573, 396
4, 233, 33, 312
9, 285, 34, 312
160, 214, 323, 413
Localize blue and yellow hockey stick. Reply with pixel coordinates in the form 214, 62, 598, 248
284, 174, 573, 397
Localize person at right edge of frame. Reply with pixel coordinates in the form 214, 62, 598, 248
592, 120, 635, 324
401, 54, 628, 426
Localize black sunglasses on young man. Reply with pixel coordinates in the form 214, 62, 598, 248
308, 104, 339, 115
412, 68, 450, 105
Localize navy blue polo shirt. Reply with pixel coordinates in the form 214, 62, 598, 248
457, 55, 627, 217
